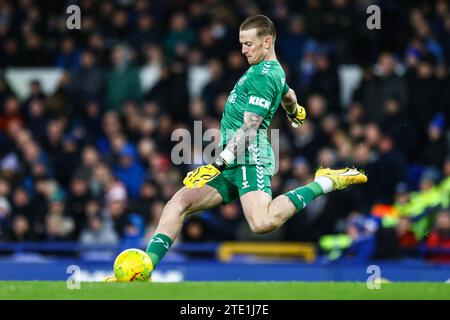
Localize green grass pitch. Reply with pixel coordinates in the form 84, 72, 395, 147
0, 281, 449, 299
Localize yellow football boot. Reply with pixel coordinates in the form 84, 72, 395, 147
104, 275, 117, 282
315, 167, 367, 190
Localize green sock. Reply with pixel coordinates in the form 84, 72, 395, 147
285, 181, 325, 212
145, 233, 173, 268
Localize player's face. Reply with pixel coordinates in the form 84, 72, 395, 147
239, 28, 267, 65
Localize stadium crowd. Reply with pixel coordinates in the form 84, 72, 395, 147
0, 0, 449, 262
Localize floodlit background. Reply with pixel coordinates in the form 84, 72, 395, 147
0, 0, 449, 282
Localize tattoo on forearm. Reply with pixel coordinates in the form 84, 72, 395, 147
225, 111, 263, 160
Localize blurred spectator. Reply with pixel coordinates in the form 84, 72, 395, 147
197, 26, 221, 61
322, 114, 341, 148
25, 98, 49, 145
0, 78, 14, 108
290, 120, 326, 165
295, 39, 318, 96
339, 214, 378, 262
396, 216, 418, 253
393, 167, 447, 243
223, 50, 246, 91
146, 61, 189, 123
24, 33, 52, 66
96, 110, 123, 157
9, 215, 34, 242
279, 15, 307, 69
419, 167, 442, 192
406, 53, 441, 139
109, 9, 131, 41
423, 114, 448, 168
182, 216, 211, 242
0, 152, 21, 184
128, 14, 161, 51
317, 147, 338, 169
66, 175, 93, 238
69, 50, 105, 113
201, 58, 226, 117
426, 210, 450, 263
394, 182, 412, 210
0, 96, 24, 133
355, 52, 407, 124
0, 197, 12, 240
57, 134, 82, 188
25, 80, 46, 107
130, 178, 160, 222
79, 212, 119, 245
121, 213, 146, 248
81, 101, 104, 144
56, 37, 80, 69
306, 93, 327, 126
324, 0, 357, 64
91, 161, 115, 198
1, 38, 21, 68
10, 187, 34, 224
310, 48, 341, 112
207, 203, 243, 241
103, 180, 130, 238
87, 31, 108, 67
43, 118, 67, 186
163, 12, 196, 60
370, 133, 407, 204
44, 190, 75, 241
74, 146, 102, 193
141, 45, 163, 95
379, 97, 416, 160
56, 37, 80, 70
113, 144, 145, 200
144, 200, 165, 241
106, 45, 142, 112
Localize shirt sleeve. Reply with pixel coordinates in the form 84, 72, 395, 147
282, 82, 289, 96
245, 73, 276, 118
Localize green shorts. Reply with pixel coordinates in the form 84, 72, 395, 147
207, 164, 272, 204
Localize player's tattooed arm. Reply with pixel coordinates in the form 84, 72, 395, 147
185, 111, 263, 185
224, 111, 264, 160
281, 88, 297, 114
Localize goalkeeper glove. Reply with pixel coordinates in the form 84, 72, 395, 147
286, 104, 306, 128
183, 156, 228, 189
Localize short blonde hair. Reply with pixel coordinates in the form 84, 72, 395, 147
240, 15, 276, 41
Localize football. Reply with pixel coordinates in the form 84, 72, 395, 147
113, 248, 153, 282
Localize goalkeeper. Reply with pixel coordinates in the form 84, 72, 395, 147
107, 15, 367, 280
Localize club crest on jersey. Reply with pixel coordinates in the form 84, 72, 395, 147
227, 88, 237, 104
249, 95, 270, 109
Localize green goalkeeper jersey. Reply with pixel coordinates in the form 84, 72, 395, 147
220, 59, 289, 175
